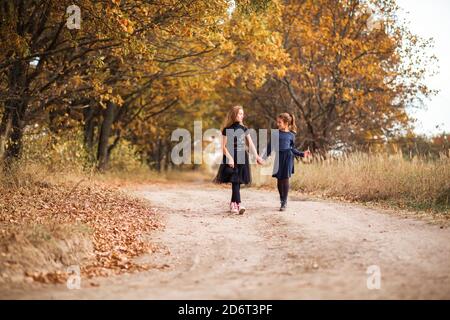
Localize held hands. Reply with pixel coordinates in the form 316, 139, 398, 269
226, 151, 265, 168
229, 156, 264, 167
228, 156, 268, 168
256, 155, 265, 165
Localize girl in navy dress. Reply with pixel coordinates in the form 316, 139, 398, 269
214, 106, 263, 214
261, 113, 311, 211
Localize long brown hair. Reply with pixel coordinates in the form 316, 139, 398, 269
278, 112, 297, 133
222, 105, 244, 130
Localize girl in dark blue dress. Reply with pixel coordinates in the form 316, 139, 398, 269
261, 113, 311, 211
214, 106, 263, 214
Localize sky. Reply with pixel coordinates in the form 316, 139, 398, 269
395, 0, 450, 136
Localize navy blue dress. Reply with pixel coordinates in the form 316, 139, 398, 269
262, 130, 304, 179
213, 122, 252, 184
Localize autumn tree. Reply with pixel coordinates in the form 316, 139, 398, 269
0, 0, 136, 169
1, 0, 436, 172
0, 0, 234, 170
235, 0, 437, 153
99, 0, 289, 171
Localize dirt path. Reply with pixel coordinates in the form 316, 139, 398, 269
4, 182, 450, 299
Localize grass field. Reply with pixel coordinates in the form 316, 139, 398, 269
253, 151, 450, 214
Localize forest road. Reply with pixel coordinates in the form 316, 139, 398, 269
5, 182, 450, 299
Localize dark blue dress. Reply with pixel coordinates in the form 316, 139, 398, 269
213, 122, 252, 184
262, 130, 304, 179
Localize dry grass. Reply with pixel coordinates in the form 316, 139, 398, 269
289, 152, 450, 213
94, 165, 215, 187
252, 151, 450, 215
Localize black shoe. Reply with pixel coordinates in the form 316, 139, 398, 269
280, 201, 287, 211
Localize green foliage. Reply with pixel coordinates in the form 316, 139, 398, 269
108, 139, 145, 172
21, 127, 92, 172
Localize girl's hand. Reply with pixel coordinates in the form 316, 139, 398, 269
256, 156, 264, 165
304, 149, 311, 158
228, 159, 235, 168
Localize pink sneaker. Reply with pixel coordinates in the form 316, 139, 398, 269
230, 202, 238, 214
237, 203, 245, 215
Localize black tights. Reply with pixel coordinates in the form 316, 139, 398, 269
277, 178, 290, 202
231, 182, 241, 203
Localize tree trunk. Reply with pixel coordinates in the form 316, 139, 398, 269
164, 140, 171, 171
83, 104, 96, 161
2, 61, 28, 170
0, 108, 12, 160
97, 102, 117, 171
156, 139, 162, 172
3, 104, 26, 169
